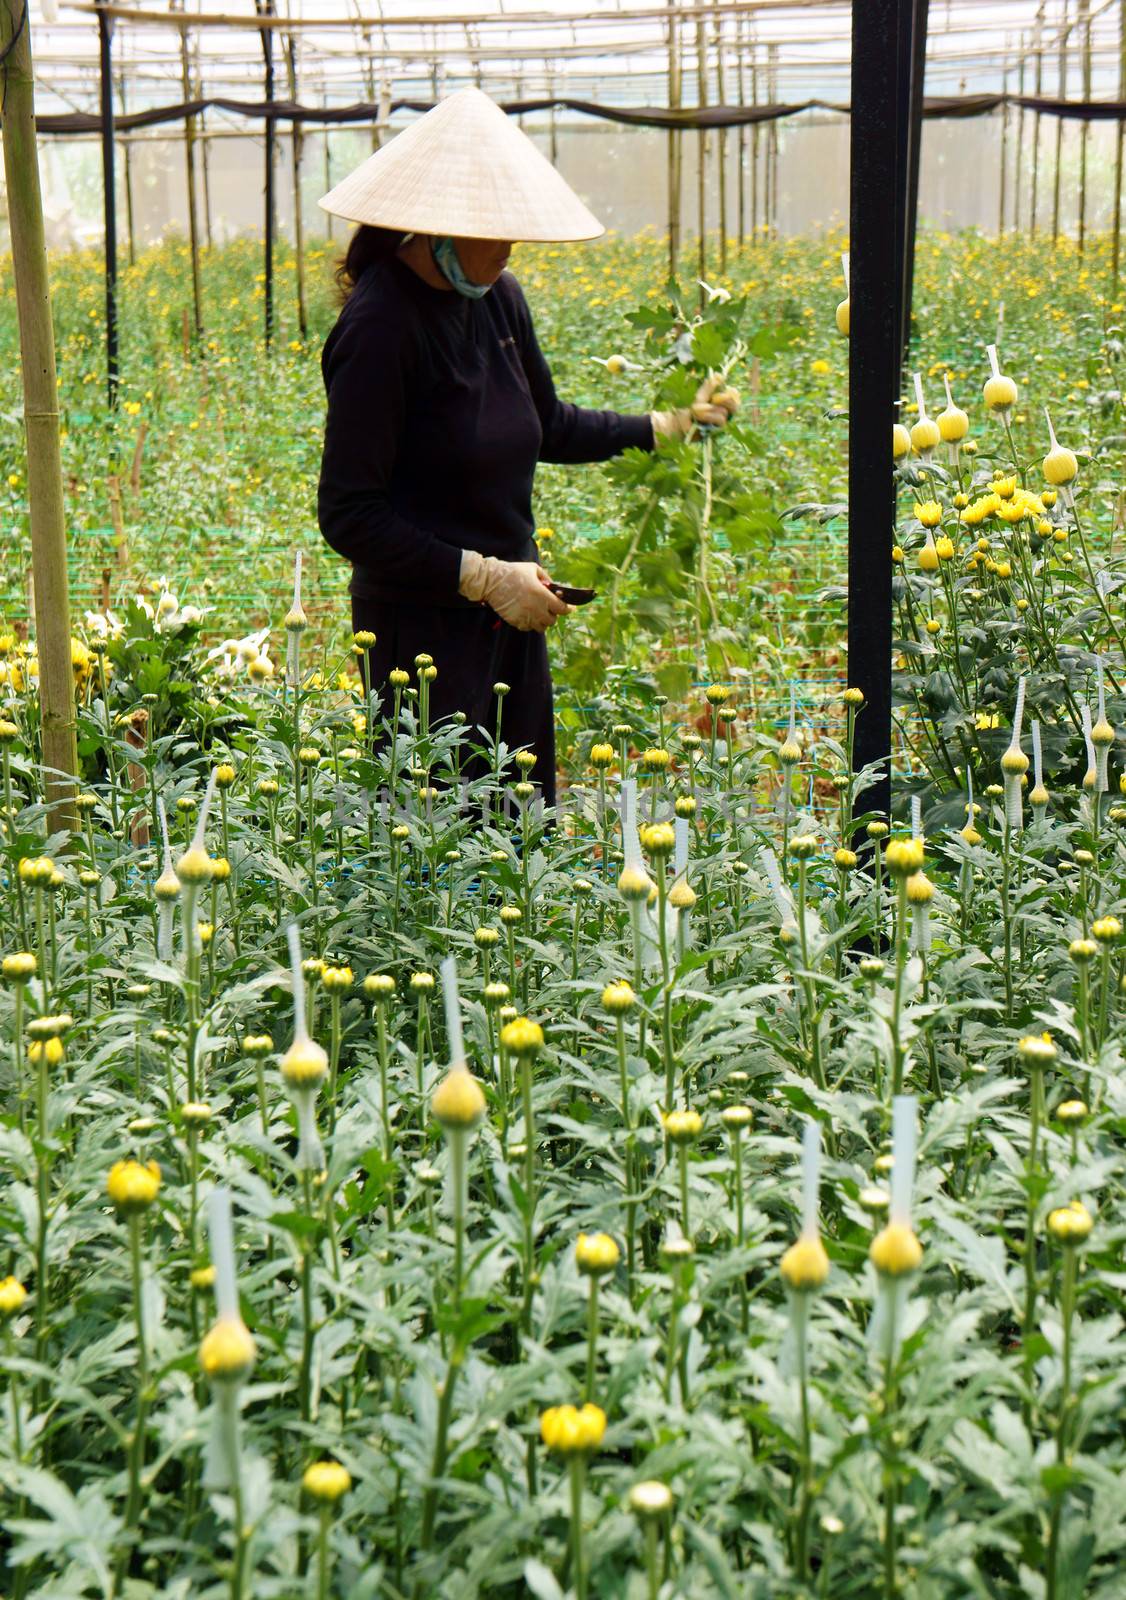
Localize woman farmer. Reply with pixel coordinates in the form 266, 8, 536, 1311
316, 88, 737, 807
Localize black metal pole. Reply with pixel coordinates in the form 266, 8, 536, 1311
848, 0, 902, 825
258, 0, 275, 349
900, 0, 930, 364
97, 0, 118, 409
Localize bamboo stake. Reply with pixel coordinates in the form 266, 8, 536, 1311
714, 17, 727, 273
178, 2, 204, 343
1114, 0, 1125, 288
1053, 1, 1069, 243
1079, 0, 1091, 254
284, 29, 308, 340
0, 0, 79, 834
1031, 2, 1044, 233
696, 0, 707, 287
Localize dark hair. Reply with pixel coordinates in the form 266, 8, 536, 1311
334, 224, 410, 299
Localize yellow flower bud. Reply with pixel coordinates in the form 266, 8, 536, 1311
303, 1460, 352, 1502
0, 1276, 28, 1318
601, 980, 636, 1014
663, 1108, 703, 1144
281, 1035, 329, 1089
500, 1016, 544, 1057
1046, 1200, 1092, 1244
869, 1221, 923, 1277
780, 1232, 830, 1290
576, 1232, 620, 1276
431, 1066, 487, 1128
540, 1402, 606, 1455
200, 1313, 256, 1384
107, 1159, 162, 1215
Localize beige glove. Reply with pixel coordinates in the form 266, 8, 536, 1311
459, 550, 570, 633
651, 375, 740, 441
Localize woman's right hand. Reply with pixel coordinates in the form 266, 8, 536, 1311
459, 552, 570, 632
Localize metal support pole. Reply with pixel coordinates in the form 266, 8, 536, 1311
750, 37, 759, 244
736, 13, 746, 248
1114, 0, 1125, 288
695, 0, 707, 286
850, 0, 921, 825
178, 7, 203, 343
895, 0, 928, 366
1053, 2, 1069, 243
714, 18, 727, 273
97, 0, 118, 410
1079, 0, 1091, 254
117, 73, 135, 266
285, 32, 307, 340
257, 0, 276, 348
1015, 51, 1025, 233
667, 14, 681, 280
999, 62, 1009, 235
1031, 4, 1044, 233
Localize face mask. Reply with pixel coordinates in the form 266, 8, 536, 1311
431, 235, 493, 299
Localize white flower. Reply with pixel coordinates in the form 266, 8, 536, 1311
83, 609, 124, 640
697, 279, 732, 304
205, 628, 270, 677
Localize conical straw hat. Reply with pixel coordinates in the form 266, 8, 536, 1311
317, 86, 603, 243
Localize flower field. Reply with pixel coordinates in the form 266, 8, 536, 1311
0, 229, 1126, 1597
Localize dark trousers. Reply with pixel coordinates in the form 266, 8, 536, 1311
351, 596, 557, 808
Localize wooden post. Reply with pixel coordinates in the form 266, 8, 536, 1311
1079, 0, 1091, 254
695, 0, 707, 287
667, 13, 681, 280
714, 17, 727, 274
96, 0, 119, 410
999, 61, 1009, 236
178, 5, 204, 343
284, 32, 308, 340
1053, 1, 1069, 243
0, 0, 79, 834
1114, 0, 1125, 288
117, 73, 135, 266
1030, 5, 1044, 233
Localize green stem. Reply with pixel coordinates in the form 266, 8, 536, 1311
569, 1456, 588, 1600
584, 1277, 599, 1404
419, 1351, 460, 1549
